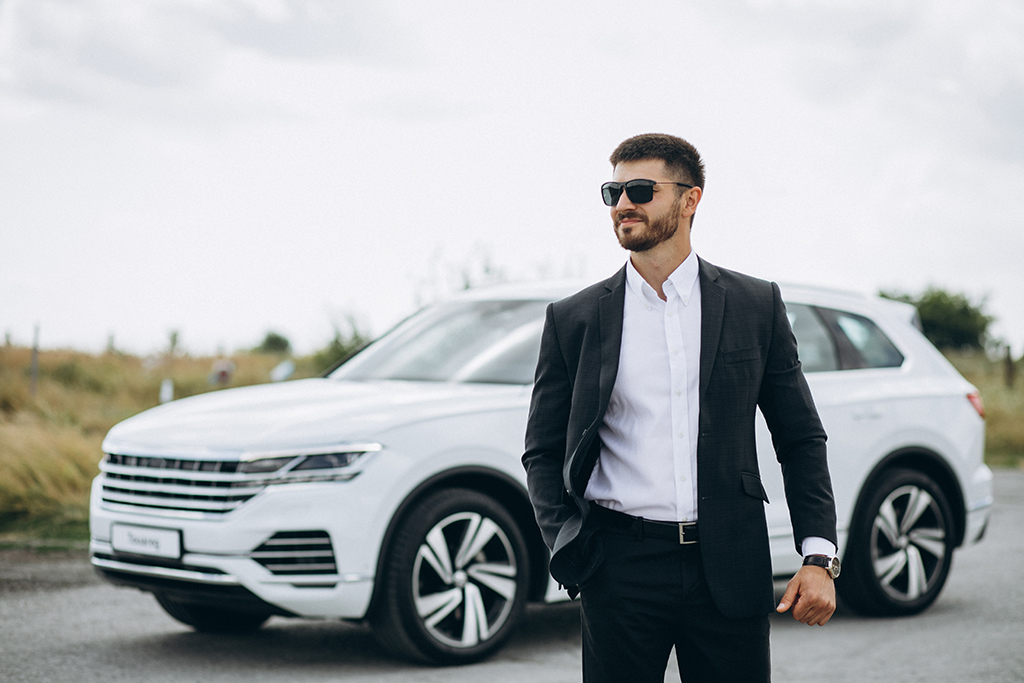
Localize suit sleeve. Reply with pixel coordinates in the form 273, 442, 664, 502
758, 282, 838, 553
522, 303, 576, 553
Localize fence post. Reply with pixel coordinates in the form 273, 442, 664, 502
160, 378, 174, 404
30, 324, 40, 395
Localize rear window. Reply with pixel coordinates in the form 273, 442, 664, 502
816, 307, 904, 370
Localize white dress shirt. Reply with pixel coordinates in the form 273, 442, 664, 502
586, 253, 701, 522
584, 253, 837, 557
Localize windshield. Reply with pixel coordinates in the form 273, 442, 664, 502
331, 299, 549, 385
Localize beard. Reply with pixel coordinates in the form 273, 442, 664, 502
613, 196, 682, 252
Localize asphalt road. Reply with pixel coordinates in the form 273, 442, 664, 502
2, 470, 1023, 683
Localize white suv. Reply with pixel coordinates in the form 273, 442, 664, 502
89, 281, 992, 663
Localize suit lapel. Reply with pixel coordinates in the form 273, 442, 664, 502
598, 266, 626, 422
568, 267, 626, 492
698, 258, 724, 406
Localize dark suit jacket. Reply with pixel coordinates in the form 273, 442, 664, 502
522, 257, 838, 619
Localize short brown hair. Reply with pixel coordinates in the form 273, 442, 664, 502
609, 133, 705, 189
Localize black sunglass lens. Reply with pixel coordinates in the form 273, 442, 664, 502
601, 183, 622, 206
624, 181, 655, 204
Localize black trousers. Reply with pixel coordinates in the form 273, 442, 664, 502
579, 524, 771, 683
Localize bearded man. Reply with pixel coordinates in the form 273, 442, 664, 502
523, 133, 839, 683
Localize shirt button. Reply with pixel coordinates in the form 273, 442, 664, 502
672, 349, 680, 355
678, 432, 685, 438
679, 475, 686, 482
675, 390, 682, 396
667, 311, 674, 318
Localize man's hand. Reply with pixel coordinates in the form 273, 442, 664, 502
776, 565, 836, 626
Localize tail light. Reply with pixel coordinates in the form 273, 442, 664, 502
967, 391, 985, 419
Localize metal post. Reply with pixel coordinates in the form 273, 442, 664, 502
30, 324, 40, 395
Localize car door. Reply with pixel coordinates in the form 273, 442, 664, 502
758, 301, 906, 575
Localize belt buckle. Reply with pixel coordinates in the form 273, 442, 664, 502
678, 523, 696, 545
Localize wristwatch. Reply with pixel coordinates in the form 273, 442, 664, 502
803, 554, 841, 579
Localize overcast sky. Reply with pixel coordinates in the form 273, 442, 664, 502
2, 0, 1022, 356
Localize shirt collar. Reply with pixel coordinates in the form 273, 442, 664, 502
625, 252, 700, 306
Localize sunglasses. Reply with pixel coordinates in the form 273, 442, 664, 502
601, 179, 695, 206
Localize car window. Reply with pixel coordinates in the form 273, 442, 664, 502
332, 300, 548, 384
786, 303, 839, 373
816, 307, 904, 370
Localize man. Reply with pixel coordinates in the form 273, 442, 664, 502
522, 133, 839, 683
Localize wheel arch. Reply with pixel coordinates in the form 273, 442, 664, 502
848, 447, 967, 552
367, 466, 549, 618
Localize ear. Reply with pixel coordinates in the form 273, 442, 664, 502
679, 186, 702, 219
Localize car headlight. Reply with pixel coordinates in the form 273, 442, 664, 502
238, 443, 382, 484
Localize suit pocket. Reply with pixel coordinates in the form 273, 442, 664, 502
721, 346, 762, 364
740, 471, 770, 503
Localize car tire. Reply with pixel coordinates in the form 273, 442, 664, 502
838, 467, 955, 616
370, 488, 530, 664
153, 592, 272, 633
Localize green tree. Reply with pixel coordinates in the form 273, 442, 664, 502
880, 287, 993, 350
253, 331, 291, 354
311, 318, 369, 374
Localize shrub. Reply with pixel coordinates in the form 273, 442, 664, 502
253, 331, 292, 355
881, 287, 993, 351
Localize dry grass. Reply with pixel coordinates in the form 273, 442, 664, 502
945, 351, 1024, 469
0, 414, 101, 524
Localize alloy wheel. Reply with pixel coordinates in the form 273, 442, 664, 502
412, 511, 518, 649
870, 483, 948, 603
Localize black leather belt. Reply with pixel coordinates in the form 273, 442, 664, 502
591, 505, 699, 544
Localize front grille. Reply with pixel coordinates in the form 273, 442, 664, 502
250, 531, 337, 575
99, 454, 295, 515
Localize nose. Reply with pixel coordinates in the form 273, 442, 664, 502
614, 188, 636, 211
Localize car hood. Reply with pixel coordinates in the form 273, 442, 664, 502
102, 378, 529, 458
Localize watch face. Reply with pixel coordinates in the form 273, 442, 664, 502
828, 556, 841, 579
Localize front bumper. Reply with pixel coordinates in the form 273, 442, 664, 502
89, 477, 381, 619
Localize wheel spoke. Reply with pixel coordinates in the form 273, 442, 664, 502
460, 583, 489, 646
875, 550, 907, 586
908, 527, 946, 560
904, 546, 928, 599
416, 587, 463, 626
423, 527, 454, 583
900, 487, 934, 535
875, 500, 901, 546
454, 516, 497, 570
467, 563, 517, 600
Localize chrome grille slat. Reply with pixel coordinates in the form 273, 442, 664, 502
102, 463, 286, 484
262, 563, 337, 573
251, 550, 335, 559
261, 538, 333, 547
102, 478, 265, 497
250, 531, 337, 576
101, 490, 248, 512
